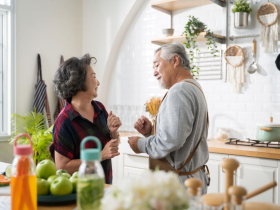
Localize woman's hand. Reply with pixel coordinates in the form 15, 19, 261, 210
107, 111, 122, 133
101, 139, 120, 161
134, 116, 152, 136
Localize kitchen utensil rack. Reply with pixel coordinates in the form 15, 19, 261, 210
230, 32, 280, 40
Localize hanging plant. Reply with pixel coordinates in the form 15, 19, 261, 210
183, 16, 219, 79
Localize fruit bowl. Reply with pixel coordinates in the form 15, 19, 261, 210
37, 193, 76, 204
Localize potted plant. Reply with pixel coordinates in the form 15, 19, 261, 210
232, 0, 253, 28
9, 111, 53, 165
183, 16, 218, 79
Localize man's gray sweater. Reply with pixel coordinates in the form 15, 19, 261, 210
138, 79, 209, 194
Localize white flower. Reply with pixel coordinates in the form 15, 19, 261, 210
101, 170, 190, 210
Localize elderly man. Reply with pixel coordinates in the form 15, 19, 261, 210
128, 42, 209, 194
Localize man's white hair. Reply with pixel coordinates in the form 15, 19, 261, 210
154, 42, 191, 71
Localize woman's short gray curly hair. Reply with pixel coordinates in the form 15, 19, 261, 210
53, 53, 97, 100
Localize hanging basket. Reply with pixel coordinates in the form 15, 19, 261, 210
257, 2, 279, 27
224, 45, 245, 67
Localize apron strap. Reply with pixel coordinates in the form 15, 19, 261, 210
150, 80, 209, 178
174, 80, 209, 174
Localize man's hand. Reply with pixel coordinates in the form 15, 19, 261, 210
134, 116, 152, 136
108, 111, 122, 133
128, 136, 141, 154
101, 139, 120, 161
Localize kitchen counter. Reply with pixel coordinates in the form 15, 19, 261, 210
207, 139, 280, 160
120, 132, 280, 160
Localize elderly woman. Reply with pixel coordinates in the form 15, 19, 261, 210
49, 54, 121, 184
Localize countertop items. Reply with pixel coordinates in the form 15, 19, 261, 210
207, 139, 280, 160
120, 132, 280, 160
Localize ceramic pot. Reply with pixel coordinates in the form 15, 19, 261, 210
256, 123, 280, 142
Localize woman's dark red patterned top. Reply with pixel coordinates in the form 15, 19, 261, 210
49, 100, 112, 184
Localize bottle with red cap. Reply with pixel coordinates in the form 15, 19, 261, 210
11, 133, 37, 210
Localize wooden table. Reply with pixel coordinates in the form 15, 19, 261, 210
37, 184, 110, 210
38, 203, 76, 210
0, 183, 110, 210
0, 162, 110, 210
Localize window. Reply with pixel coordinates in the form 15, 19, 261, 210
0, 0, 15, 139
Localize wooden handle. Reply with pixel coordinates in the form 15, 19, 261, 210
244, 202, 280, 210
252, 40, 256, 53
246, 181, 277, 200
184, 178, 202, 196
220, 159, 239, 210
270, 117, 273, 123
202, 193, 224, 207
260, 127, 273, 131
228, 186, 247, 205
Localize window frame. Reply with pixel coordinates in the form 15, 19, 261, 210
0, 0, 15, 141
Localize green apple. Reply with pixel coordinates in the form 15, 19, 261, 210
56, 169, 68, 175
72, 171, 78, 178
70, 176, 78, 193
36, 160, 57, 180
37, 178, 50, 195
47, 175, 60, 184
50, 176, 73, 196
61, 173, 71, 179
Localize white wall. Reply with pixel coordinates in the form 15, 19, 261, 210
107, 0, 280, 140
16, 0, 83, 117
0, 0, 83, 163
82, 0, 146, 103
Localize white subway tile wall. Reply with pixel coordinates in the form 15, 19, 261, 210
107, 0, 280, 139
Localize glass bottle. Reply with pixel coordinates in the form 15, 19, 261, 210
123, 105, 128, 131
184, 178, 203, 210
117, 105, 123, 131
77, 136, 105, 210
216, 128, 231, 140
218, 186, 247, 210
11, 133, 37, 210
128, 106, 133, 132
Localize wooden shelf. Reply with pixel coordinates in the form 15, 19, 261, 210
151, 32, 226, 45
151, 0, 225, 11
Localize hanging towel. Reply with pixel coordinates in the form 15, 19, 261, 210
53, 55, 66, 121
33, 54, 52, 127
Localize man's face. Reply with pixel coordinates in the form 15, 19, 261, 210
153, 50, 174, 89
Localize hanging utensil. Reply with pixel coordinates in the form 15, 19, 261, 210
248, 40, 258, 74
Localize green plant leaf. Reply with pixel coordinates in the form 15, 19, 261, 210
183, 15, 218, 80
9, 111, 53, 165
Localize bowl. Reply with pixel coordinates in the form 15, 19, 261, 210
37, 193, 76, 204
162, 28, 174, 37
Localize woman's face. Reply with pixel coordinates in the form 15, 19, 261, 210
85, 65, 100, 98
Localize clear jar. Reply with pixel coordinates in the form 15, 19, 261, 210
77, 136, 105, 210
216, 128, 230, 140
188, 188, 203, 210
11, 134, 37, 210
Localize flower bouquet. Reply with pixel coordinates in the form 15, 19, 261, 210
101, 170, 190, 210
145, 97, 162, 135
